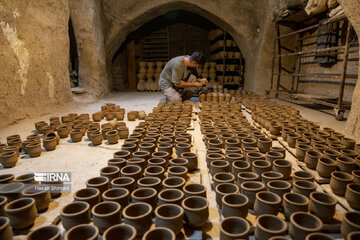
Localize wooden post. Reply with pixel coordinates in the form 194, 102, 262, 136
127, 40, 137, 89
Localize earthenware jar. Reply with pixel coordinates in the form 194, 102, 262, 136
102, 224, 136, 240
213, 172, 235, 187
27, 143, 42, 157
215, 183, 239, 207
114, 150, 131, 160
257, 137, 272, 153
100, 166, 120, 181
289, 212, 323, 240
0, 217, 12, 240
254, 191, 282, 216
111, 177, 135, 193
182, 196, 209, 227
283, 192, 309, 220
26, 225, 61, 240
231, 160, 251, 176
252, 160, 272, 178
210, 160, 229, 175
316, 157, 337, 178
304, 150, 321, 169
272, 159, 292, 179
162, 177, 185, 190
74, 187, 100, 209
336, 156, 356, 173
137, 177, 161, 192
220, 216, 250, 240
60, 201, 91, 231
0, 151, 18, 168
43, 137, 57, 151
0, 182, 24, 202
330, 171, 354, 196
127, 111, 137, 121
168, 166, 188, 179
237, 172, 259, 186
90, 132, 103, 145
132, 151, 150, 161
70, 129, 83, 142
106, 130, 119, 144
246, 152, 265, 164
255, 214, 287, 240
345, 183, 360, 210
293, 180, 317, 197
86, 176, 109, 198
123, 202, 152, 237
295, 144, 312, 162
261, 171, 283, 186
131, 187, 157, 209
155, 204, 183, 235
5, 197, 37, 230
293, 170, 314, 181
64, 224, 98, 240
121, 165, 142, 181
142, 227, 175, 240
240, 181, 266, 209
92, 201, 121, 234
308, 191, 336, 223
267, 180, 291, 199
221, 193, 248, 218
22, 185, 51, 212
287, 132, 301, 148
158, 189, 184, 206
341, 137, 356, 149
180, 152, 198, 170
341, 211, 360, 238
305, 233, 335, 240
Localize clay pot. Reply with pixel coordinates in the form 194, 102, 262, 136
261, 172, 284, 186
0, 217, 12, 240
182, 196, 209, 227
127, 158, 146, 171
309, 191, 337, 223
106, 130, 119, 144
137, 177, 161, 192
26, 225, 61, 240
108, 158, 126, 168
22, 185, 51, 212
304, 150, 321, 169
289, 212, 323, 240
5, 197, 37, 230
123, 202, 153, 237
220, 216, 250, 240
142, 227, 175, 240
168, 158, 187, 169
91, 132, 103, 145
117, 127, 129, 139
0, 174, 14, 184
254, 191, 282, 216
103, 188, 129, 211
330, 171, 354, 196
345, 183, 360, 210
157, 143, 173, 156
341, 137, 356, 149
74, 187, 100, 209
215, 183, 239, 207
353, 170, 360, 184
341, 149, 358, 159
283, 192, 309, 220
341, 211, 360, 238
0, 151, 18, 168
255, 214, 287, 240
293, 180, 317, 197
180, 152, 198, 171
272, 159, 292, 179
210, 160, 229, 175
267, 180, 291, 199
240, 181, 266, 209
100, 166, 120, 182
57, 125, 71, 138
168, 166, 188, 179
336, 156, 356, 173
111, 177, 135, 193
0, 182, 24, 202
257, 137, 272, 153
287, 132, 301, 148
316, 157, 337, 178
86, 177, 109, 198
131, 187, 157, 209
225, 153, 244, 166
175, 143, 191, 157
0, 196, 7, 216
139, 143, 156, 154
144, 166, 165, 180
43, 137, 57, 151
114, 150, 131, 160
132, 151, 150, 161
293, 170, 314, 181
295, 144, 312, 161
121, 165, 142, 181
155, 204, 183, 235
14, 173, 35, 184
221, 193, 248, 218
152, 151, 169, 161
158, 189, 184, 206
127, 111, 137, 121
70, 129, 83, 142
246, 152, 265, 164
64, 224, 98, 240
237, 172, 260, 186
305, 233, 335, 240
102, 224, 136, 240
231, 160, 251, 176
252, 160, 272, 178
162, 177, 185, 190
60, 201, 91, 230
241, 138, 257, 148
121, 143, 138, 155
270, 146, 286, 157
92, 201, 122, 234
213, 172, 235, 187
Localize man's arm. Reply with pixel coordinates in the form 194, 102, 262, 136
174, 81, 201, 88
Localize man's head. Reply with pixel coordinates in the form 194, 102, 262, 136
189, 51, 205, 69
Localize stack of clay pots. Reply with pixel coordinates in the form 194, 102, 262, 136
137, 61, 159, 91
199, 96, 360, 239
56, 101, 209, 239
199, 85, 232, 104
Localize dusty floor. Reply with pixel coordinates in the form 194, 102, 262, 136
0, 91, 348, 239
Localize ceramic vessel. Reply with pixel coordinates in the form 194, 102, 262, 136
254, 191, 282, 216
92, 201, 122, 234
60, 201, 91, 231
102, 224, 136, 240
22, 185, 51, 212
283, 192, 309, 220
221, 193, 248, 218
64, 224, 98, 240
131, 187, 157, 209
162, 177, 186, 190
26, 225, 61, 240
0, 217, 12, 240
123, 202, 153, 237
142, 227, 175, 240
220, 216, 250, 240
5, 197, 37, 230
215, 183, 239, 207
86, 176, 109, 198
183, 183, 206, 198
289, 212, 323, 240
155, 204, 183, 235
74, 187, 100, 209
309, 191, 337, 222
240, 181, 266, 209
341, 211, 360, 238
181, 196, 209, 227
293, 180, 317, 197
255, 214, 287, 240
111, 177, 135, 193
345, 183, 360, 210
330, 171, 354, 196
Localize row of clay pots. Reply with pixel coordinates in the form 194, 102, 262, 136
199, 92, 233, 103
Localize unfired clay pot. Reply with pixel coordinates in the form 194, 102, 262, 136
316, 157, 337, 178
60, 201, 91, 231
155, 204, 183, 235
22, 185, 51, 212
64, 224, 98, 240
5, 197, 38, 230
220, 216, 250, 240
309, 191, 337, 222
181, 196, 209, 227
74, 187, 100, 209
26, 225, 61, 240
254, 191, 282, 216
92, 201, 122, 234
0, 217, 12, 240
341, 211, 360, 238
289, 212, 323, 240
221, 193, 248, 218
255, 214, 287, 240
86, 176, 109, 198
111, 177, 135, 193
330, 171, 354, 196
103, 188, 129, 210
240, 181, 266, 209
162, 177, 186, 190
283, 192, 309, 220
142, 227, 175, 240
345, 183, 360, 210
102, 224, 136, 240
123, 202, 153, 237
293, 180, 317, 197
137, 177, 162, 192
131, 187, 157, 209
0, 151, 18, 168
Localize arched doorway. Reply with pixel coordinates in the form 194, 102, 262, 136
68, 18, 79, 88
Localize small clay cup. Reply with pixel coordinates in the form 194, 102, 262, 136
330, 171, 354, 196
108, 158, 126, 168
111, 177, 135, 193
252, 160, 272, 178
183, 183, 206, 198
100, 166, 120, 182
102, 187, 129, 210
304, 150, 321, 169
0, 217, 12, 240
60, 201, 91, 231
181, 196, 209, 227
345, 183, 360, 210
158, 189, 184, 206
180, 152, 198, 170
92, 201, 122, 234
168, 166, 188, 179
26, 225, 61, 240
255, 214, 287, 240
70, 129, 83, 142
137, 177, 161, 192
113, 150, 131, 160
283, 192, 309, 220
215, 183, 239, 207
336, 156, 356, 174
257, 137, 272, 153
240, 181, 266, 209
267, 180, 292, 199
266, 151, 284, 163
22, 185, 51, 212
0, 151, 18, 168
131, 187, 157, 209
293, 180, 317, 197
64, 224, 98, 240
106, 130, 119, 144
74, 187, 100, 209
293, 170, 314, 182
237, 172, 260, 186
254, 191, 282, 216
305, 233, 335, 240
155, 204, 183, 235
213, 172, 235, 187
316, 157, 337, 178
102, 224, 136, 240
289, 212, 323, 240
309, 191, 337, 222
210, 160, 230, 175
86, 176, 109, 198
168, 158, 188, 169
142, 227, 175, 240
220, 216, 250, 240
123, 202, 153, 237
162, 177, 186, 190
121, 165, 142, 181
5, 197, 37, 230
221, 193, 249, 218
261, 172, 284, 186
121, 143, 137, 155
232, 160, 251, 176
341, 211, 360, 238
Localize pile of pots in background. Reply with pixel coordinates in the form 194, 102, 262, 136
199, 96, 360, 240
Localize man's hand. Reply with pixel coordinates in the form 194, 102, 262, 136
199, 78, 208, 86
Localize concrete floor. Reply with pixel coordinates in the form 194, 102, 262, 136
0, 91, 348, 239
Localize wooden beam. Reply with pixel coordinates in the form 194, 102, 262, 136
126, 40, 137, 89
